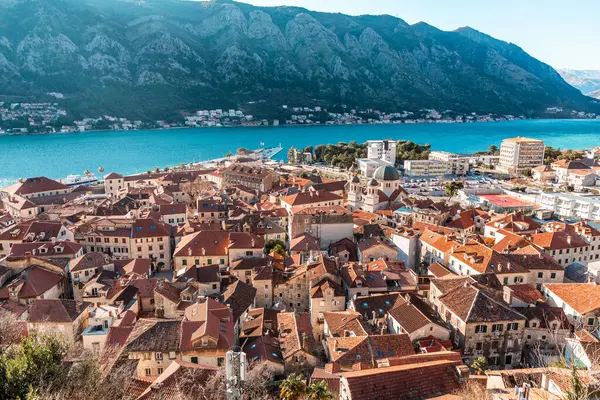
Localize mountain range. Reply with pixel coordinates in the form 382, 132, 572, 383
558, 69, 600, 99
0, 0, 597, 120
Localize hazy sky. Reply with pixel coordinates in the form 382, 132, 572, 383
238, 0, 600, 70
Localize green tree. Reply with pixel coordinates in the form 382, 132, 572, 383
488, 144, 499, 155
0, 334, 68, 400
445, 181, 464, 197
470, 357, 488, 375
302, 146, 313, 155
288, 147, 297, 164
314, 145, 326, 162
279, 373, 306, 400
225, 152, 233, 158
265, 239, 286, 255
272, 244, 286, 257
306, 380, 334, 400
567, 364, 584, 400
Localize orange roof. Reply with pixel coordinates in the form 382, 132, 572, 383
544, 284, 600, 315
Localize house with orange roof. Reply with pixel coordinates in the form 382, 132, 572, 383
280, 189, 343, 214
542, 283, 600, 331
277, 312, 319, 372
173, 231, 264, 272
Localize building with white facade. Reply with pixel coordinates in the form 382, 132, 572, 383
403, 159, 450, 177
367, 140, 397, 165
497, 137, 545, 175
539, 192, 600, 221
428, 151, 471, 175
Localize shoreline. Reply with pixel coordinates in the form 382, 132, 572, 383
3, 116, 598, 138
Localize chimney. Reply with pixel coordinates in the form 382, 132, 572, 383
567, 235, 572, 245
75, 302, 81, 313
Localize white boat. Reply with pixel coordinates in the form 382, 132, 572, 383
61, 174, 98, 187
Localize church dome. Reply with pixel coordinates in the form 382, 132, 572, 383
351, 175, 360, 183
368, 178, 379, 187
373, 165, 399, 181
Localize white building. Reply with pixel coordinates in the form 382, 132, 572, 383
367, 140, 397, 165
428, 151, 471, 175
497, 137, 545, 175
357, 158, 390, 178
403, 159, 450, 177
539, 192, 600, 221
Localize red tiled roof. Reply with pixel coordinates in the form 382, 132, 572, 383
28, 299, 90, 323
544, 283, 600, 315
339, 359, 462, 400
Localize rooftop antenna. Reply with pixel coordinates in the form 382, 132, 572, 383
226, 347, 246, 400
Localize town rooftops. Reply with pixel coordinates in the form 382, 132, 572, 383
104, 172, 123, 180
531, 230, 589, 250
438, 282, 525, 323
543, 283, 600, 315
130, 219, 171, 238
339, 359, 463, 400
174, 230, 264, 257
290, 233, 320, 252
3, 176, 69, 196
326, 334, 413, 366
281, 190, 342, 208
28, 299, 90, 323
70, 252, 110, 272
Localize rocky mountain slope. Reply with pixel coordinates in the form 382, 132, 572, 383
558, 69, 600, 99
0, 0, 596, 120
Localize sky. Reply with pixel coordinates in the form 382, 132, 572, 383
237, 0, 600, 70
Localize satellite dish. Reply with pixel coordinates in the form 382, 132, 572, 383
98, 166, 104, 173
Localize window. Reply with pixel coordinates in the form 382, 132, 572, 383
505, 354, 513, 365
182, 260, 187, 266
588, 318, 595, 326
145, 368, 151, 376
507, 322, 519, 331
475, 342, 483, 351
169, 351, 176, 359
191, 357, 198, 364
218, 358, 224, 367
492, 323, 503, 332
503, 277, 508, 285
207, 259, 212, 265
475, 325, 487, 334
155, 352, 163, 360
537, 272, 543, 278
157, 367, 163, 375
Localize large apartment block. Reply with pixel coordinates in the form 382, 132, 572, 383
428, 151, 471, 175
404, 159, 450, 177
497, 137, 545, 175
367, 140, 397, 165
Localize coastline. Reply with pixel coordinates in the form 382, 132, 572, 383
1, 117, 599, 138
0, 117, 532, 138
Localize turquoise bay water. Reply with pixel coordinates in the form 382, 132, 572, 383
0, 119, 599, 185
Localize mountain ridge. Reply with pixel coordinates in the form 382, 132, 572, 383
0, 0, 596, 120
558, 69, 600, 99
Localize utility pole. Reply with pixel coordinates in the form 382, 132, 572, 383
225, 348, 246, 400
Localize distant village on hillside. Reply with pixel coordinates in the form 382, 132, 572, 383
2, 99, 598, 135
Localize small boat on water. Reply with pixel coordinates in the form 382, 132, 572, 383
61, 173, 98, 187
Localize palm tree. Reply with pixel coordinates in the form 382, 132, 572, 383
306, 381, 334, 400
279, 373, 306, 400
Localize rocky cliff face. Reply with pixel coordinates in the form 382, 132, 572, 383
0, 0, 595, 119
